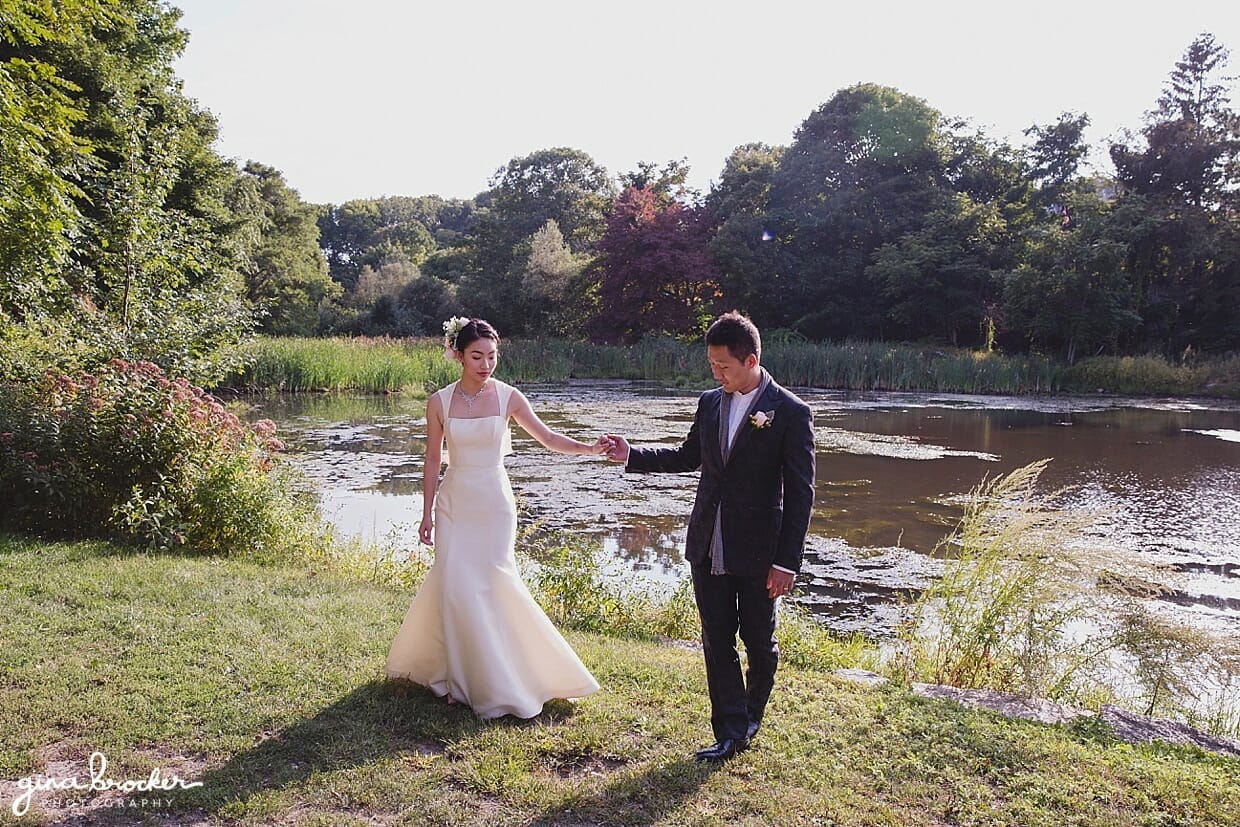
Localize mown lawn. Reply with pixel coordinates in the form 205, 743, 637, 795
1, 534, 1236, 826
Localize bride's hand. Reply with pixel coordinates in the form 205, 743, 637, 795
418, 516, 433, 546
587, 435, 613, 455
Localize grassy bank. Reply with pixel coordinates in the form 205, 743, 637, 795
2, 534, 1238, 826
219, 336, 1240, 398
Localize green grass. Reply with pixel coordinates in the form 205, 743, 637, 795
220, 336, 1240, 398
2, 533, 1238, 826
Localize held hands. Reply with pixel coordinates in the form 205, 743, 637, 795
586, 434, 629, 463
603, 434, 630, 463
586, 435, 614, 455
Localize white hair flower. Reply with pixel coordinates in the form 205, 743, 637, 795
442, 316, 471, 361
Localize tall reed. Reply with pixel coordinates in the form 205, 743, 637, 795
221, 336, 1238, 398
764, 341, 1063, 394
226, 336, 455, 393
497, 337, 709, 383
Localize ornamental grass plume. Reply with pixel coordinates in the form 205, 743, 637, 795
895, 459, 1240, 737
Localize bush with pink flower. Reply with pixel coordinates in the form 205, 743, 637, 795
0, 359, 315, 555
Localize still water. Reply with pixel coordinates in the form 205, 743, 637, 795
240, 383, 1240, 637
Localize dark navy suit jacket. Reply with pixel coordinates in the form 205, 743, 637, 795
626, 376, 816, 577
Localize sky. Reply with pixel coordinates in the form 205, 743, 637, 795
171, 0, 1240, 206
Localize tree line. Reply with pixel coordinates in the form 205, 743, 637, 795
3, 2, 1237, 386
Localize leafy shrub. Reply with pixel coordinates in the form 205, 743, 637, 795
1058, 352, 1240, 398
1061, 355, 1196, 395
0, 358, 316, 555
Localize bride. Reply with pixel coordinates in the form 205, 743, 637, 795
385, 317, 606, 718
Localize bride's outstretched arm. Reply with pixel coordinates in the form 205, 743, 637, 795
508, 389, 610, 456
419, 393, 445, 545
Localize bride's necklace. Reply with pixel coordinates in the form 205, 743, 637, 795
456, 380, 489, 413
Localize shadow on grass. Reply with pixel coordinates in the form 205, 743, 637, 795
158, 676, 719, 825
169, 677, 543, 818
528, 756, 721, 827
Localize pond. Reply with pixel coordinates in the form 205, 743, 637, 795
239, 382, 1240, 637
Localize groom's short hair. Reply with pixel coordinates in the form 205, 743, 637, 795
706, 312, 761, 363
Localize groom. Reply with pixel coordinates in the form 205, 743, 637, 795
606, 312, 816, 762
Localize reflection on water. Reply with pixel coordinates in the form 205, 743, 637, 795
239, 384, 1240, 636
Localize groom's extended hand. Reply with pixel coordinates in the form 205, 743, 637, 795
603, 434, 630, 464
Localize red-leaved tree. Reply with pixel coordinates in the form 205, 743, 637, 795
590, 186, 720, 344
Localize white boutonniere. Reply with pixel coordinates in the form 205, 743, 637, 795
749, 410, 774, 429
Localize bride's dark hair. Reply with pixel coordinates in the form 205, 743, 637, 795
454, 318, 500, 352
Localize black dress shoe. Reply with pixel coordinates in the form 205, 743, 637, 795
746, 720, 760, 742
693, 738, 748, 763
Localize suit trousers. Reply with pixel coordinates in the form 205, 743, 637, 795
691, 563, 779, 742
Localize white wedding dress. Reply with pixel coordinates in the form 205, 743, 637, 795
384, 379, 599, 718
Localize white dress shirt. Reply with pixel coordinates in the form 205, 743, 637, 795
724, 383, 763, 452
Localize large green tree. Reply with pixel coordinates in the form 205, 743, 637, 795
1109, 33, 1240, 352
237, 162, 338, 336
999, 111, 1142, 360
1023, 112, 1092, 217
460, 147, 615, 333
316, 196, 461, 290
768, 85, 952, 339
762, 84, 1029, 344
867, 194, 1005, 346
1003, 189, 1141, 362
620, 158, 696, 203
1, 0, 258, 383
705, 143, 786, 326
478, 147, 615, 254
0, 0, 106, 320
